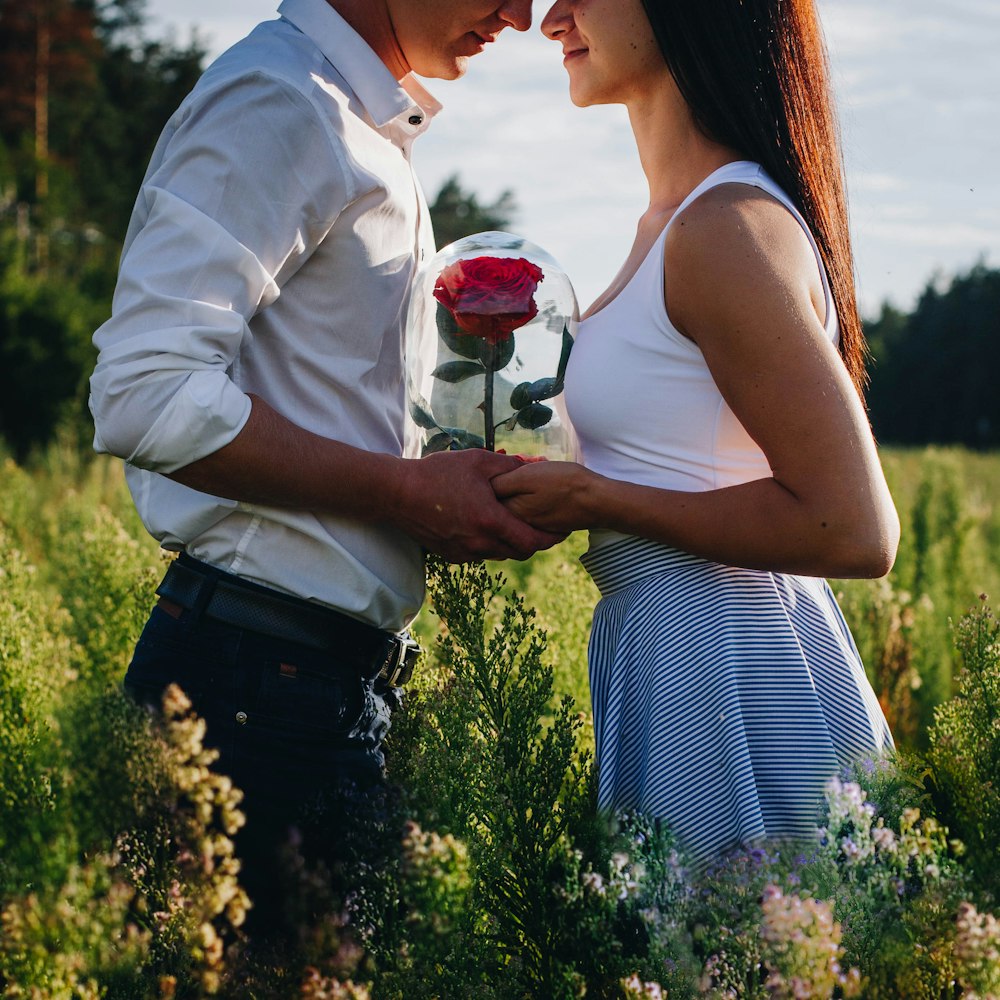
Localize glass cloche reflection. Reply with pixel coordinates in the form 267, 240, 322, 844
405, 231, 578, 459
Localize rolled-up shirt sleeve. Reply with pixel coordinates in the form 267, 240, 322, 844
90, 72, 349, 473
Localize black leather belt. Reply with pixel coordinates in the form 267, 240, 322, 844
155, 554, 420, 687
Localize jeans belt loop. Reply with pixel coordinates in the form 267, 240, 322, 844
190, 571, 218, 624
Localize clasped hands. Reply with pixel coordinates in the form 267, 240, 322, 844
491, 455, 591, 539
401, 450, 592, 564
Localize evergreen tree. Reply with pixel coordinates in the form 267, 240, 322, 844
0, 0, 205, 271
0, 0, 205, 457
866, 263, 1000, 448
428, 173, 517, 250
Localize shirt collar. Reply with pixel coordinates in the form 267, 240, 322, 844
277, 0, 441, 132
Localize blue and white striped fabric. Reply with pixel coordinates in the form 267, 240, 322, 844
580, 533, 893, 868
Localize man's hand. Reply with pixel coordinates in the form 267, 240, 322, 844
388, 449, 567, 562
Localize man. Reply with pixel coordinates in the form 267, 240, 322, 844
89, 0, 549, 932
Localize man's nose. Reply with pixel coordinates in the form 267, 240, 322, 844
498, 0, 532, 31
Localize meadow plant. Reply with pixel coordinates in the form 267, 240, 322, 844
689, 847, 783, 998
298, 970, 372, 999
376, 558, 699, 997
489, 532, 600, 743
5, 449, 1000, 996
0, 527, 81, 893
759, 885, 860, 999
141, 684, 249, 992
44, 500, 163, 686
834, 575, 927, 747
0, 851, 150, 999
816, 775, 972, 997
836, 449, 994, 746
927, 596, 1000, 895
397, 821, 472, 952
953, 901, 1000, 998
621, 972, 666, 998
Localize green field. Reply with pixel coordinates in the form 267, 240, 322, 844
2, 443, 1000, 997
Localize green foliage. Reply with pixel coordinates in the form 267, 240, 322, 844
0, 526, 77, 892
428, 174, 517, 250
45, 500, 163, 684
0, 262, 105, 459
0, 851, 151, 999
3, 447, 1000, 996
379, 557, 648, 997
927, 598, 1000, 896
867, 262, 1000, 448
834, 447, 999, 746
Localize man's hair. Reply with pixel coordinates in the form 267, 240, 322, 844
640, 0, 868, 394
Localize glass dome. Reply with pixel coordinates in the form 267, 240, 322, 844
405, 231, 578, 460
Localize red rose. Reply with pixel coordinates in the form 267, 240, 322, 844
433, 256, 544, 345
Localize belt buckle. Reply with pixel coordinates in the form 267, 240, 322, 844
378, 633, 421, 687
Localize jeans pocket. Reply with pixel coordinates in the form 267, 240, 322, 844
249, 659, 369, 738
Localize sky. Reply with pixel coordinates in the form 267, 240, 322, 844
143, 0, 1000, 319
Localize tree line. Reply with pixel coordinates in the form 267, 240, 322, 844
0, 0, 996, 460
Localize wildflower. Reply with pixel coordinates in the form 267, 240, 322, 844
760, 884, 862, 998
954, 902, 1000, 998
621, 972, 665, 999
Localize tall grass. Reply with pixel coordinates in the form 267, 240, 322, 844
2, 442, 1000, 996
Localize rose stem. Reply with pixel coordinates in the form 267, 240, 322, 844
484, 361, 495, 452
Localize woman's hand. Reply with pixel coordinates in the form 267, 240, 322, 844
491, 460, 600, 535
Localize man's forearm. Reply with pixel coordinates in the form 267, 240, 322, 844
166, 394, 402, 520
168, 394, 565, 563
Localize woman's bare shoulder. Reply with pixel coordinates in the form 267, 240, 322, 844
663, 181, 825, 341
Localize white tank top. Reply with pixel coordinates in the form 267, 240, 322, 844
564, 160, 838, 501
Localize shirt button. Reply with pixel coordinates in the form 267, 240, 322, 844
408, 114, 423, 126
236, 711, 248, 725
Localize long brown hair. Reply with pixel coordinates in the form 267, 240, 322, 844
639, 0, 868, 394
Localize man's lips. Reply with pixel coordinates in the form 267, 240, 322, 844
563, 47, 588, 63
463, 31, 498, 55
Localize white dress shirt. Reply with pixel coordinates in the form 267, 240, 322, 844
89, 0, 440, 631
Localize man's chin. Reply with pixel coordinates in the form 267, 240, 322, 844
415, 56, 469, 82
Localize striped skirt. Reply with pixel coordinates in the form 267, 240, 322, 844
580, 533, 893, 868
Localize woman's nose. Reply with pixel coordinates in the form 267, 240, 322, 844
541, 0, 572, 40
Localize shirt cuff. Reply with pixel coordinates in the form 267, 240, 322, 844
126, 370, 253, 473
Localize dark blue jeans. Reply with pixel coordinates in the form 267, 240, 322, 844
124, 586, 401, 938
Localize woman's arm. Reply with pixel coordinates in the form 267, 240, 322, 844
492, 185, 899, 579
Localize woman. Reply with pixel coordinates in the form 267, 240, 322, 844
492, 0, 899, 867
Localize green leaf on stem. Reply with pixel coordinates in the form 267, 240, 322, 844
556, 324, 574, 380
423, 427, 486, 453
526, 376, 562, 402
510, 381, 532, 410
409, 394, 440, 431
478, 332, 516, 373
444, 427, 487, 450
436, 303, 481, 360
516, 403, 553, 430
423, 432, 456, 454
432, 360, 487, 383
